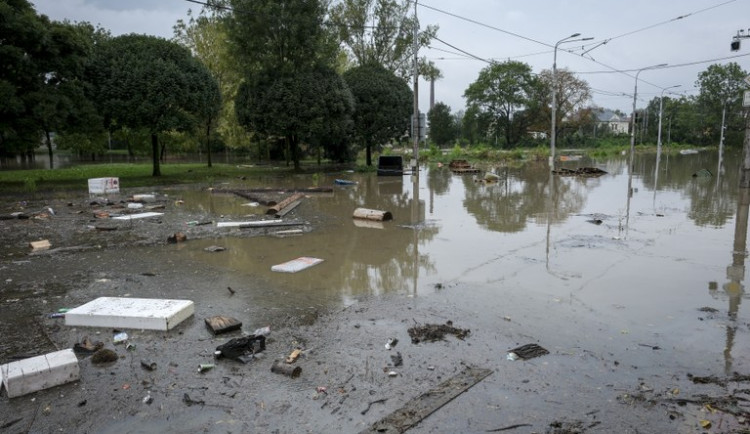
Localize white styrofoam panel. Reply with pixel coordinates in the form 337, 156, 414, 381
65, 297, 194, 331
0, 349, 79, 398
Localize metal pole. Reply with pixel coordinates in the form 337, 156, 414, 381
630, 64, 667, 163
411, 0, 419, 173
657, 85, 680, 156
550, 33, 591, 169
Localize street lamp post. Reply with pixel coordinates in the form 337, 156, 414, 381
630, 63, 667, 160
657, 85, 681, 155
550, 33, 593, 169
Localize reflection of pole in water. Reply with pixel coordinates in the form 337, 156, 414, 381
546, 169, 555, 273
622, 152, 634, 237
411, 173, 420, 297
653, 144, 662, 212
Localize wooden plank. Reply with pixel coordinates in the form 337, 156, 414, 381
275, 199, 302, 218
267, 193, 305, 215
360, 366, 493, 434
205, 316, 242, 335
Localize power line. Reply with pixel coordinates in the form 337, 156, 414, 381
574, 52, 750, 75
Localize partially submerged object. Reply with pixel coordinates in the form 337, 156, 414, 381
353, 208, 393, 222
112, 212, 164, 220
377, 156, 403, 176
552, 167, 607, 177
65, 297, 195, 331
205, 315, 242, 335
271, 257, 324, 273
0, 349, 80, 398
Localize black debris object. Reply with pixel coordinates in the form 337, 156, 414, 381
390, 352, 403, 367
408, 320, 470, 344
507, 343, 549, 360
215, 335, 266, 363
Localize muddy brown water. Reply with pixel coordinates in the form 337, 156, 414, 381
1, 150, 749, 433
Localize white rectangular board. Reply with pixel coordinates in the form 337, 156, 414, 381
0, 349, 79, 398
88, 177, 119, 195
65, 297, 194, 331
112, 212, 164, 220
217, 220, 280, 228
271, 257, 324, 273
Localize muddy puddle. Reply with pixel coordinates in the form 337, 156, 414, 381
1, 149, 749, 433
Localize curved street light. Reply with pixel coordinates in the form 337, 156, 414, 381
657, 85, 681, 154
550, 33, 593, 168
629, 63, 668, 159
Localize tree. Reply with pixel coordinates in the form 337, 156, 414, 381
420, 60, 443, 112
173, 5, 248, 161
696, 62, 748, 147
463, 60, 537, 147
343, 63, 412, 166
329, 0, 438, 79
536, 68, 591, 143
428, 102, 456, 146
86, 34, 220, 176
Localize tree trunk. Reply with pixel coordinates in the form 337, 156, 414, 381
151, 133, 161, 176
45, 130, 54, 169
290, 135, 300, 171
206, 120, 212, 168
366, 142, 372, 167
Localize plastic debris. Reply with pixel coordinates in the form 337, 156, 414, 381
140, 360, 157, 371
113, 332, 128, 344
385, 338, 398, 350
198, 363, 214, 373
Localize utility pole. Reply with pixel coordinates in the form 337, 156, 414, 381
732, 28, 750, 187
411, 0, 419, 174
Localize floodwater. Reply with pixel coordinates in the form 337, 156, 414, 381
165, 148, 749, 375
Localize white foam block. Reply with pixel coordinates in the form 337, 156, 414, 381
112, 212, 163, 220
65, 297, 194, 331
0, 349, 79, 398
271, 257, 324, 273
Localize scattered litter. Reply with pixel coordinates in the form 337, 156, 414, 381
449, 159, 480, 174
142, 392, 153, 405
408, 320, 470, 344
252, 326, 271, 337
203, 246, 226, 252
285, 349, 302, 364
507, 343, 549, 360
390, 352, 403, 367
353, 208, 393, 222
385, 338, 398, 350
271, 229, 304, 237
217, 220, 282, 228
552, 167, 607, 177
29, 240, 51, 251
132, 194, 156, 202
271, 257, 324, 273
198, 363, 214, 373
587, 219, 603, 225
334, 179, 357, 186
271, 360, 301, 378
112, 212, 163, 220
241, 202, 260, 207
113, 332, 128, 344
187, 220, 212, 226
215, 335, 266, 363
140, 360, 157, 371
205, 315, 242, 335
73, 337, 103, 354
483, 172, 500, 182
88, 177, 119, 196
387, 370, 398, 377
91, 348, 118, 365
47, 312, 65, 319
125, 342, 136, 351
183, 393, 205, 406
167, 232, 187, 243
316, 386, 327, 394
127, 203, 144, 209
227, 286, 236, 295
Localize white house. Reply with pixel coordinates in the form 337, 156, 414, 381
596, 109, 629, 135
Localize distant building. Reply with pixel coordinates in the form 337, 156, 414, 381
596, 109, 629, 135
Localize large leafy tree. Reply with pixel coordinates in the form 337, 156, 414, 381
236, 67, 354, 166
343, 63, 412, 166
229, 0, 351, 169
464, 60, 538, 147
696, 62, 748, 147
428, 102, 456, 147
86, 34, 220, 176
329, 0, 438, 79
536, 68, 591, 143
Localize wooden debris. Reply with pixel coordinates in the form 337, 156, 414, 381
275, 199, 302, 218
408, 320, 470, 344
361, 366, 492, 433
167, 232, 187, 243
285, 349, 302, 364
205, 316, 242, 335
29, 240, 51, 251
267, 193, 305, 216
552, 167, 607, 177
353, 208, 393, 222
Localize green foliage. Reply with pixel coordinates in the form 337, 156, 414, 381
343, 63, 412, 166
464, 61, 538, 147
428, 102, 457, 146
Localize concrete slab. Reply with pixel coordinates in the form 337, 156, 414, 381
65, 297, 194, 331
0, 349, 79, 398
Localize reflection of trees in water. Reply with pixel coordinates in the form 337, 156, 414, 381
461, 164, 586, 233
427, 166, 452, 195
333, 175, 438, 297
638, 150, 738, 227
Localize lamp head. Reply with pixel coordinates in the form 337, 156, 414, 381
570, 33, 581, 38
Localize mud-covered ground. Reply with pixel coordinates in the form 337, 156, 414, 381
1, 187, 749, 433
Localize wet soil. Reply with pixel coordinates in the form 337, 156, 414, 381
1, 186, 750, 433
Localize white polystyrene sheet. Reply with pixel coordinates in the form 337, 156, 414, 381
271, 257, 324, 273
217, 220, 280, 228
112, 212, 164, 220
65, 297, 194, 330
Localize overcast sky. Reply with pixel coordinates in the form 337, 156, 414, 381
32, 0, 750, 115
